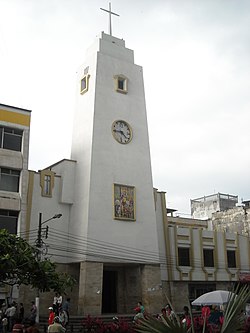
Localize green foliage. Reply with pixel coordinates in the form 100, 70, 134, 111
135, 314, 187, 333
221, 284, 249, 333
0, 229, 76, 293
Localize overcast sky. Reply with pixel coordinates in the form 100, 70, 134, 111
0, 0, 250, 215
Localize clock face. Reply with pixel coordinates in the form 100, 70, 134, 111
112, 120, 132, 144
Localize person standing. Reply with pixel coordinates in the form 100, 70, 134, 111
53, 294, 62, 315
181, 306, 191, 330
201, 304, 211, 326
48, 316, 65, 333
48, 307, 55, 326
18, 303, 24, 322
165, 304, 175, 321
2, 316, 8, 333
58, 308, 68, 328
5, 303, 16, 331
62, 298, 70, 322
29, 301, 37, 322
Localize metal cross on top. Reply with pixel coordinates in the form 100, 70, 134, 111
100, 2, 120, 36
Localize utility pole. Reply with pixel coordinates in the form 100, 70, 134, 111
35, 212, 62, 323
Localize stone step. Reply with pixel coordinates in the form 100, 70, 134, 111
39, 314, 135, 333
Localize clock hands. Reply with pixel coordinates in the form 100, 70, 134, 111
113, 129, 130, 143
114, 128, 129, 138
112, 120, 132, 144
113, 128, 127, 135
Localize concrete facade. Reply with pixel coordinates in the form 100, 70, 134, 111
0, 103, 31, 305
0, 103, 31, 234
212, 205, 250, 236
70, 32, 159, 261
191, 193, 238, 219
156, 190, 250, 311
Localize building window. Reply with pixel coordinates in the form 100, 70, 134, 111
0, 209, 18, 234
178, 247, 190, 266
0, 168, 20, 192
44, 175, 51, 196
0, 126, 23, 152
189, 283, 216, 301
118, 78, 125, 90
80, 74, 90, 94
114, 75, 128, 94
40, 170, 54, 197
227, 250, 236, 268
203, 249, 214, 267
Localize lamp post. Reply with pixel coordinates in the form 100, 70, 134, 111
35, 212, 62, 323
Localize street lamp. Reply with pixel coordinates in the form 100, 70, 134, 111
35, 212, 62, 323
36, 213, 62, 250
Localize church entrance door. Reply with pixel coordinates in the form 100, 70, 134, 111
102, 270, 117, 313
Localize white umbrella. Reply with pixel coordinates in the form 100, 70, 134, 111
192, 290, 235, 306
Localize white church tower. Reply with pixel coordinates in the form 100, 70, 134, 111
70, 18, 161, 314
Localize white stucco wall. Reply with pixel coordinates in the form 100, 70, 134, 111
50, 159, 76, 204
70, 32, 159, 263
28, 171, 73, 263
155, 191, 168, 280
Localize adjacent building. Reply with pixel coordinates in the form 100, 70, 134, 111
0, 103, 31, 304
191, 193, 238, 220
0, 103, 31, 233
155, 191, 250, 311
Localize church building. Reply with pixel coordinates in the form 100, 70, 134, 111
22, 30, 164, 315
1, 16, 249, 316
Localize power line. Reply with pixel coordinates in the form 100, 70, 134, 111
20, 227, 250, 271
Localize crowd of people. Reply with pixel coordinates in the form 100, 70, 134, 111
134, 301, 250, 332
179, 304, 224, 331
2, 296, 248, 333
0, 301, 26, 333
133, 301, 225, 331
0, 295, 71, 333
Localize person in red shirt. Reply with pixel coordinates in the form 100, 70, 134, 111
48, 307, 55, 326
202, 305, 211, 320
182, 306, 191, 329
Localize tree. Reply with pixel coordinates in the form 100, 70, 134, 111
0, 229, 76, 293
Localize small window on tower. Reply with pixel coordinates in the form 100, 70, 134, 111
40, 170, 54, 197
80, 74, 90, 95
118, 78, 124, 90
44, 175, 51, 196
114, 75, 128, 94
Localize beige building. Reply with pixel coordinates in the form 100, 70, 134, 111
0, 103, 31, 305
156, 191, 250, 311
